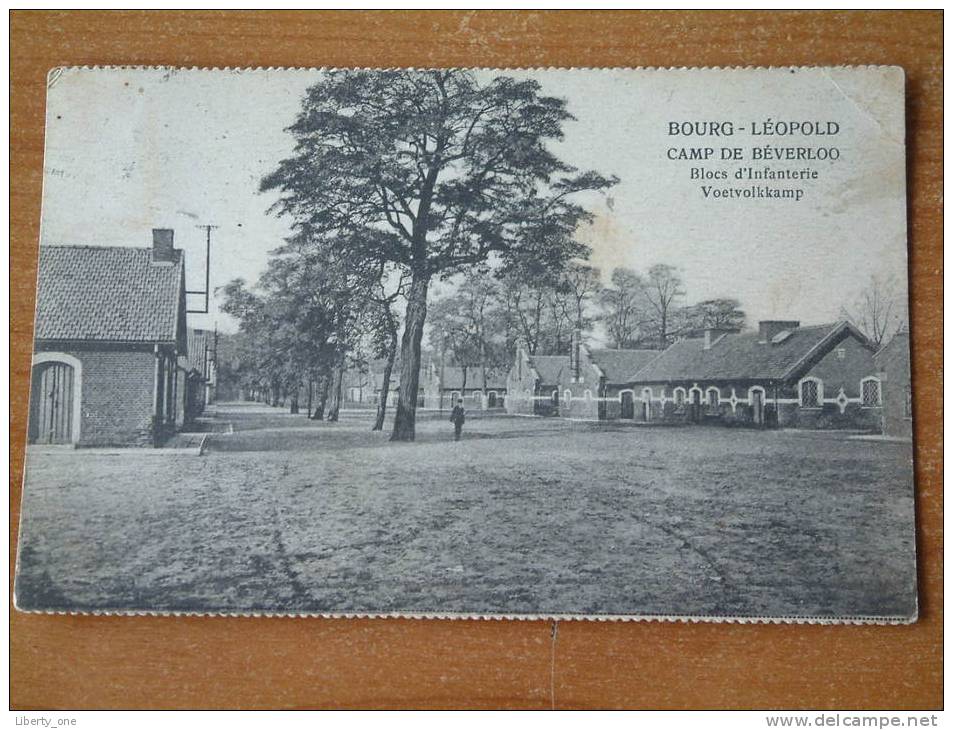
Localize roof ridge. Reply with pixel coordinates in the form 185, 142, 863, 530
41, 243, 155, 251
592, 347, 662, 357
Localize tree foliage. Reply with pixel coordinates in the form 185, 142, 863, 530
261, 69, 617, 440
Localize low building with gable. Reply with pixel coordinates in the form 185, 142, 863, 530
423, 362, 508, 411
559, 334, 661, 420
627, 320, 883, 430
506, 349, 571, 417
29, 229, 189, 447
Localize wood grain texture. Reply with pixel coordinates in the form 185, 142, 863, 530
10, 10, 942, 710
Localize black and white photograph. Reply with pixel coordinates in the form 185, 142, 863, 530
16, 65, 916, 622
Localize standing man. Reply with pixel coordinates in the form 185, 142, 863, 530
450, 399, 466, 441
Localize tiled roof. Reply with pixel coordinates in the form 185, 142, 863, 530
35, 245, 185, 345
529, 355, 570, 385
436, 366, 507, 390
186, 329, 211, 374
589, 348, 660, 384
632, 322, 867, 383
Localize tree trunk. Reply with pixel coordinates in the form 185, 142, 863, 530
306, 379, 313, 418
373, 321, 398, 431
311, 372, 330, 420
391, 272, 430, 441
290, 384, 299, 414
271, 377, 280, 407
327, 358, 344, 422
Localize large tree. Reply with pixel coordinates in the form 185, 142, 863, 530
262, 69, 616, 440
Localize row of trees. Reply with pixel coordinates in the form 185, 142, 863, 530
219, 231, 406, 432
425, 262, 748, 387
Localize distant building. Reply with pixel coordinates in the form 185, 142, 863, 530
29, 230, 189, 446
423, 362, 508, 410
629, 320, 883, 430
505, 333, 658, 420
343, 360, 424, 408
561, 336, 661, 420
874, 330, 913, 439
343, 367, 375, 405
506, 350, 571, 417
179, 328, 215, 424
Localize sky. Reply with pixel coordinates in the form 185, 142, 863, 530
39, 66, 908, 335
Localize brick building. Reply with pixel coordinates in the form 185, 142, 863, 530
358, 360, 424, 408
179, 328, 215, 425
874, 330, 913, 439
29, 230, 189, 447
422, 362, 508, 411
505, 349, 571, 417
505, 336, 658, 420
628, 320, 883, 430
561, 339, 661, 420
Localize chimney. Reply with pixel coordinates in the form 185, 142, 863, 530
703, 327, 741, 350
758, 320, 800, 344
152, 228, 175, 263
570, 328, 582, 382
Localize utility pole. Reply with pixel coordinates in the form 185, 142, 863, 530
186, 224, 217, 314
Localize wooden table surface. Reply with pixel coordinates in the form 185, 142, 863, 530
10, 10, 943, 710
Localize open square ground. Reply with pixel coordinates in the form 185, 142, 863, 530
15, 403, 917, 619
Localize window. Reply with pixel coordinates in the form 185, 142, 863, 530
674, 388, 686, 407
564, 389, 572, 405
706, 387, 720, 408
861, 378, 881, 407
800, 379, 821, 407
551, 390, 559, 404
904, 386, 913, 417
836, 347, 846, 360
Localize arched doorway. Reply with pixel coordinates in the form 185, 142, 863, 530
750, 387, 765, 426
29, 355, 81, 444
620, 391, 634, 419
641, 388, 653, 421
690, 389, 702, 423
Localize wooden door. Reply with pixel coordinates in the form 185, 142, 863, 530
752, 389, 764, 426
29, 361, 75, 444
620, 391, 634, 419
690, 390, 702, 423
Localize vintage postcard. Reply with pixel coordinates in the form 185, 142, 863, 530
16, 66, 916, 622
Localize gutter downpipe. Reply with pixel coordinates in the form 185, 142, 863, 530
153, 344, 161, 447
